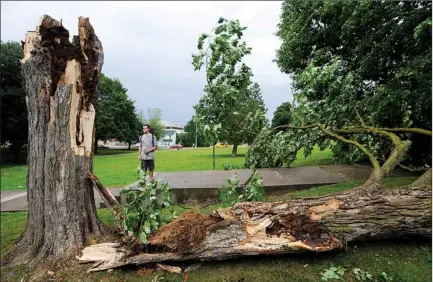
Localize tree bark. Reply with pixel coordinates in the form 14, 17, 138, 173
409, 168, 432, 188
213, 144, 216, 170
78, 184, 431, 272
232, 143, 238, 157
94, 138, 99, 155
9, 142, 23, 164
5, 15, 106, 265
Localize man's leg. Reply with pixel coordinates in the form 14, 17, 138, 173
141, 159, 148, 177
148, 159, 155, 180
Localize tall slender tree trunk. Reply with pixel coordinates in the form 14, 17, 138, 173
5, 15, 106, 265
9, 142, 23, 164
232, 143, 238, 157
212, 144, 216, 170
94, 138, 99, 155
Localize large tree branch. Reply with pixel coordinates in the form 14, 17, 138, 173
272, 124, 382, 172
335, 126, 409, 177
409, 169, 432, 188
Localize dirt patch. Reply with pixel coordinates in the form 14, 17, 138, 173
266, 213, 331, 247
147, 211, 223, 254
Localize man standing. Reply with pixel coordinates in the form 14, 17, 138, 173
138, 124, 158, 180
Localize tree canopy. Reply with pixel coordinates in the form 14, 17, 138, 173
0, 41, 28, 163
177, 116, 207, 147
257, 0, 432, 167
192, 17, 268, 156
271, 102, 293, 128
95, 74, 141, 148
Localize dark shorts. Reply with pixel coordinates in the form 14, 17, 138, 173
141, 159, 155, 172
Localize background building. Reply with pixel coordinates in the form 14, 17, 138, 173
158, 120, 184, 148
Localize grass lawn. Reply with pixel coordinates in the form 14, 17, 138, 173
1, 178, 431, 282
1, 146, 335, 191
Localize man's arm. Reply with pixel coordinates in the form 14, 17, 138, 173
138, 141, 142, 160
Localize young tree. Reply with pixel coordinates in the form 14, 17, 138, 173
0, 41, 28, 163
192, 17, 267, 158
271, 102, 292, 128
6, 15, 106, 265
275, 0, 432, 167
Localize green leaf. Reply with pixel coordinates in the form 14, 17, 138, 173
140, 232, 148, 244
218, 17, 225, 24
144, 225, 151, 234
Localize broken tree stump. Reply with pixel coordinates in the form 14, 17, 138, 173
78, 184, 431, 272
5, 15, 107, 265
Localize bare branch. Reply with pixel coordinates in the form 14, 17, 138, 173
354, 107, 366, 127
397, 163, 429, 173
376, 128, 432, 136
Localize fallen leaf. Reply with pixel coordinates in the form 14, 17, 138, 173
156, 263, 182, 274
137, 268, 153, 276
47, 270, 55, 276
184, 273, 190, 282
90, 239, 97, 245
304, 264, 309, 268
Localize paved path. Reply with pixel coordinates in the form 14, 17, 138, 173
0, 164, 419, 212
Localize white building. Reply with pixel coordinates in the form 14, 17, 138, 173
157, 120, 184, 148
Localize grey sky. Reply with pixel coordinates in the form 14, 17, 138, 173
1, 1, 293, 125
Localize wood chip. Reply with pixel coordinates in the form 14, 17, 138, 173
156, 263, 182, 273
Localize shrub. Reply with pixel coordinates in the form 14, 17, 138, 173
219, 170, 264, 207
118, 166, 176, 244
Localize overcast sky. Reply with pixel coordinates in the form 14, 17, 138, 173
1, 1, 293, 125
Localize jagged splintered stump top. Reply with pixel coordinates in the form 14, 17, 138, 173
21, 15, 103, 157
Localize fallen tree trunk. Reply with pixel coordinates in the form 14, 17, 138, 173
78, 184, 431, 272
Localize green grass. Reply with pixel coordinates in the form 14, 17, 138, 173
1, 146, 334, 191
